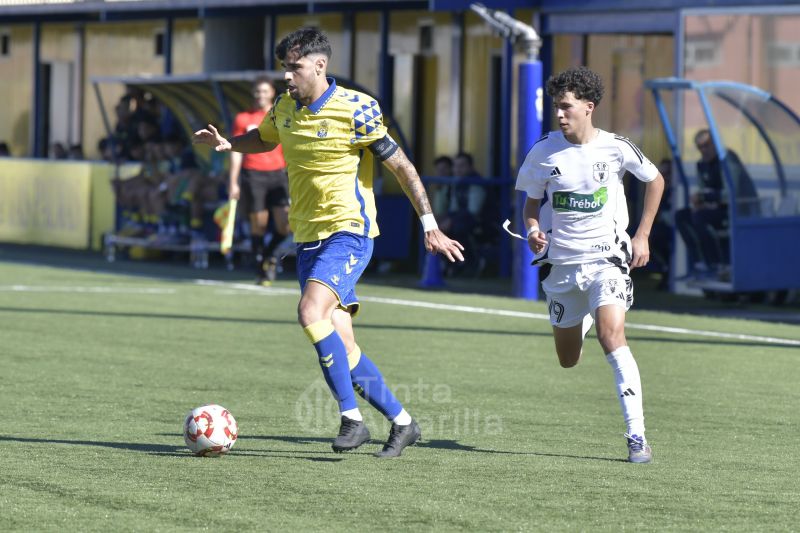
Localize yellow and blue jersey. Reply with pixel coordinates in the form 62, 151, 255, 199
258, 78, 386, 243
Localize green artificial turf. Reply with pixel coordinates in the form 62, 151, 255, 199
1, 259, 798, 531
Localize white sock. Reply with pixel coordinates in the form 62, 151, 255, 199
341, 408, 362, 421
606, 346, 645, 438
392, 409, 412, 426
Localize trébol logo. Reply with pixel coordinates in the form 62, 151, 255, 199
551, 187, 607, 213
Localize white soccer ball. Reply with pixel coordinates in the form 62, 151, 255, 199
183, 404, 238, 456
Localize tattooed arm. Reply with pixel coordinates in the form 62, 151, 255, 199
382, 147, 465, 262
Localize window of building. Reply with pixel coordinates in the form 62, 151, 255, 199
154, 30, 165, 57
685, 40, 721, 69
767, 42, 800, 67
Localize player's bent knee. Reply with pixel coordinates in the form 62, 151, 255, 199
297, 300, 321, 327
597, 331, 626, 354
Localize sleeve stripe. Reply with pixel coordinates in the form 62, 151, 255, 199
614, 135, 644, 164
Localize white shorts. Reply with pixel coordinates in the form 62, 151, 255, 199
541, 259, 633, 328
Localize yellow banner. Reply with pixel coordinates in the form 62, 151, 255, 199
0, 159, 91, 249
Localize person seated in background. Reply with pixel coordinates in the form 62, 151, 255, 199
439, 153, 479, 275
440, 152, 499, 276
0, 142, 10, 157
98, 138, 117, 163
50, 142, 67, 160
428, 155, 453, 218
67, 144, 84, 160
675, 129, 758, 277
112, 141, 166, 236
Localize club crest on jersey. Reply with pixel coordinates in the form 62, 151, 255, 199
317, 120, 329, 138
283, 117, 291, 128
593, 162, 610, 184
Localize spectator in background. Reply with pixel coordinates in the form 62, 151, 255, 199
98, 138, 116, 163
453, 152, 485, 218
50, 142, 67, 160
136, 119, 161, 147
68, 144, 84, 160
112, 141, 166, 235
0, 142, 10, 157
441, 152, 499, 276
163, 133, 222, 239
229, 77, 290, 286
675, 129, 758, 277
429, 155, 453, 218
112, 95, 138, 160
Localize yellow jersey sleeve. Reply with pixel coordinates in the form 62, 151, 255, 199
257, 95, 282, 144
350, 99, 388, 148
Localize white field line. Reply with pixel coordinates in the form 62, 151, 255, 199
195, 279, 800, 347
0, 285, 175, 294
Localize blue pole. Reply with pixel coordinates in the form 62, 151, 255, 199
499, 38, 513, 277
513, 60, 542, 300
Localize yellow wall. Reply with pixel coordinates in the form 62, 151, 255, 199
353, 12, 380, 97
171, 19, 204, 75
0, 25, 34, 157
462, 12, 503, 177
41, 23, 79, 63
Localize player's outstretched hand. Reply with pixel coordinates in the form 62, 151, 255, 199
424, 229, 465, 263
192, 124, 232, 152
527, 230, 548, 254
630, 234, 650, 269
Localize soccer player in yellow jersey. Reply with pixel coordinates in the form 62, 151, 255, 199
194, 27, 464, 457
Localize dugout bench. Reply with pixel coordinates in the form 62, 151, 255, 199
646, 78, 800, 299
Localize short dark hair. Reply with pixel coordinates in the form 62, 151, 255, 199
546, 66, 604, 105
454, 152, 474, 167
434, 155, 453, 167
253, 76, 274, 90
694, 128, 711, 145
276, 27, 332, 61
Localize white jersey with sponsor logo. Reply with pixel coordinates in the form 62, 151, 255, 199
516, 129, 658, 266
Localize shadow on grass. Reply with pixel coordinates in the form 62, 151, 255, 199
216, 434, 628, 463
0, 435, 350, 461
4, 434, 626, 463
1, 306, 797, 347
419, 439, 628, 463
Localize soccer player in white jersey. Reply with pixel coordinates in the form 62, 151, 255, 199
515, 66, 665, 463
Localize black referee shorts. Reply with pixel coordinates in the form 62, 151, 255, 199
240, 168, 289, 213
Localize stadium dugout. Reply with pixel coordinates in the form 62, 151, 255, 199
646, 78, 800, 300
92, 71, 415, 269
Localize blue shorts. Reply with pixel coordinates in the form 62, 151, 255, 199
296, 232, 373, 315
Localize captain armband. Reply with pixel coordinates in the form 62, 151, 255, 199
368, 134, 399, 161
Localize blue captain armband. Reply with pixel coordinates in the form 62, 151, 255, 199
368, 134, 399, 161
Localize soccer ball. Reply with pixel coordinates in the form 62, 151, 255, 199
183, 404, 238, 456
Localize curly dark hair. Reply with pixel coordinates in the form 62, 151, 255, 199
276, 27, 332, 61
545, 66, 604, 105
